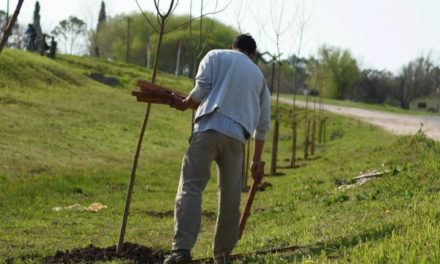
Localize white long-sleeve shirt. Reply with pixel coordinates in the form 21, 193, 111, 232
189, 49, 271, 140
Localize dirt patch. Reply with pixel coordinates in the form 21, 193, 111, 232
43, 242, 165, 263
87, 72, 120, 87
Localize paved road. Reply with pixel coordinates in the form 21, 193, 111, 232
278, 97, 440, 141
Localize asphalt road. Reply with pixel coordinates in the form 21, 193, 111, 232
278, 97, 440, 141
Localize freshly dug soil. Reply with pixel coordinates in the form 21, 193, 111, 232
43, 242, 165, 263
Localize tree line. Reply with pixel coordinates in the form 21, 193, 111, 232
2, 1, 439, 110
260, 46, 440, 110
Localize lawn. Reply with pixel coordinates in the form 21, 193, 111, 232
1, 49, 439, 263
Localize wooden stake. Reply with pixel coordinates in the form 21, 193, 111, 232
270, 119, 279, 175
311, 118, 316, 155
290, 121, 297, 168
318, 117, 324, 143
304, 119, 310, 160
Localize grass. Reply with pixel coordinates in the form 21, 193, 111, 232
282, 94, 439, 116
1, 48, 440, 263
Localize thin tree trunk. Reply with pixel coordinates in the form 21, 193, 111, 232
0, 0, 25, 54
117, 10, 169, 254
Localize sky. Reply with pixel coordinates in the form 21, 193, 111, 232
5, 0, 440, 73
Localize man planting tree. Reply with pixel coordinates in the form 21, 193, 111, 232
165, 34, 271, 264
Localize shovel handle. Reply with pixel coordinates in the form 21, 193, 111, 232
239, 162, 265, 239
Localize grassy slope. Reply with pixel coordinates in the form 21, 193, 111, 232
1, 49, 439, 263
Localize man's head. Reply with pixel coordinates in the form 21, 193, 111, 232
232, 34, 257, 58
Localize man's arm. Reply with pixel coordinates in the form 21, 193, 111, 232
170, 52, 213, 112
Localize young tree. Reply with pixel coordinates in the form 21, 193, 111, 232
51, 16, 87, 54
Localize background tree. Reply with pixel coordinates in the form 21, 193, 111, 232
307, 45, 360, 99
0, 9, 24, 48
92, 12, 237, 76
32, 1, 44, 53
7, 22, 25, 49
0, 10, 7, 30
91, 0, 106, 57
0, 0, 25, 54
393, 56, 439, 109
51, 16, 87, 54
352, 69, 395, 104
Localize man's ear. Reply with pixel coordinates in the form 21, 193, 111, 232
249, 52, 257, 62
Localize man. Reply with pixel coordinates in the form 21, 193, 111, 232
165, 34, 271, 264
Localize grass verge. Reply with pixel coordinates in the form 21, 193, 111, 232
1, 49, 439, 263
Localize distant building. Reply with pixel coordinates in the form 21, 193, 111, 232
409, 89, 440, 113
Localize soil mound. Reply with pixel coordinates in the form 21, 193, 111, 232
43, 242, 165, 263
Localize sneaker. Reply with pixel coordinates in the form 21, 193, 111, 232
163, 250, 192, 264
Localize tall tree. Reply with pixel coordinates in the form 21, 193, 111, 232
93, 0, 106, 57
32, 1, 43, 52
51, 16, 86, 54
97, 1, 106, 27
307, 45, 360, 99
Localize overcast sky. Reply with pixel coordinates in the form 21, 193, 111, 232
6, 0, 440, 73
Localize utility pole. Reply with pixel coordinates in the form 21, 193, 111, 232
175, 39, 181, 75
4, 0, 10, 32
6, 0, 10, 27
126, 17, 130, 63
145, 41, 151, 69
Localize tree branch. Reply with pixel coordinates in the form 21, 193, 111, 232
165, 0, 232, 34
134, 0, 160, 33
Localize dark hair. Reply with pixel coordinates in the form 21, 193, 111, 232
232, 34, 256, 55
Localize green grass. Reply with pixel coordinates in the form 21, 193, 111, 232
283, 94, 438, 116
1, 49, 440, 263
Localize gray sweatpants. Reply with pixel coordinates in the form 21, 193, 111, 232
172, 130, 243, 263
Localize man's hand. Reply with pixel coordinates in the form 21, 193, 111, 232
170, 94, 200, 111
170, 93, 187, 111
250, 161, 264, 181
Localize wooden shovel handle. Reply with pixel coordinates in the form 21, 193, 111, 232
239, 162, 265, 239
